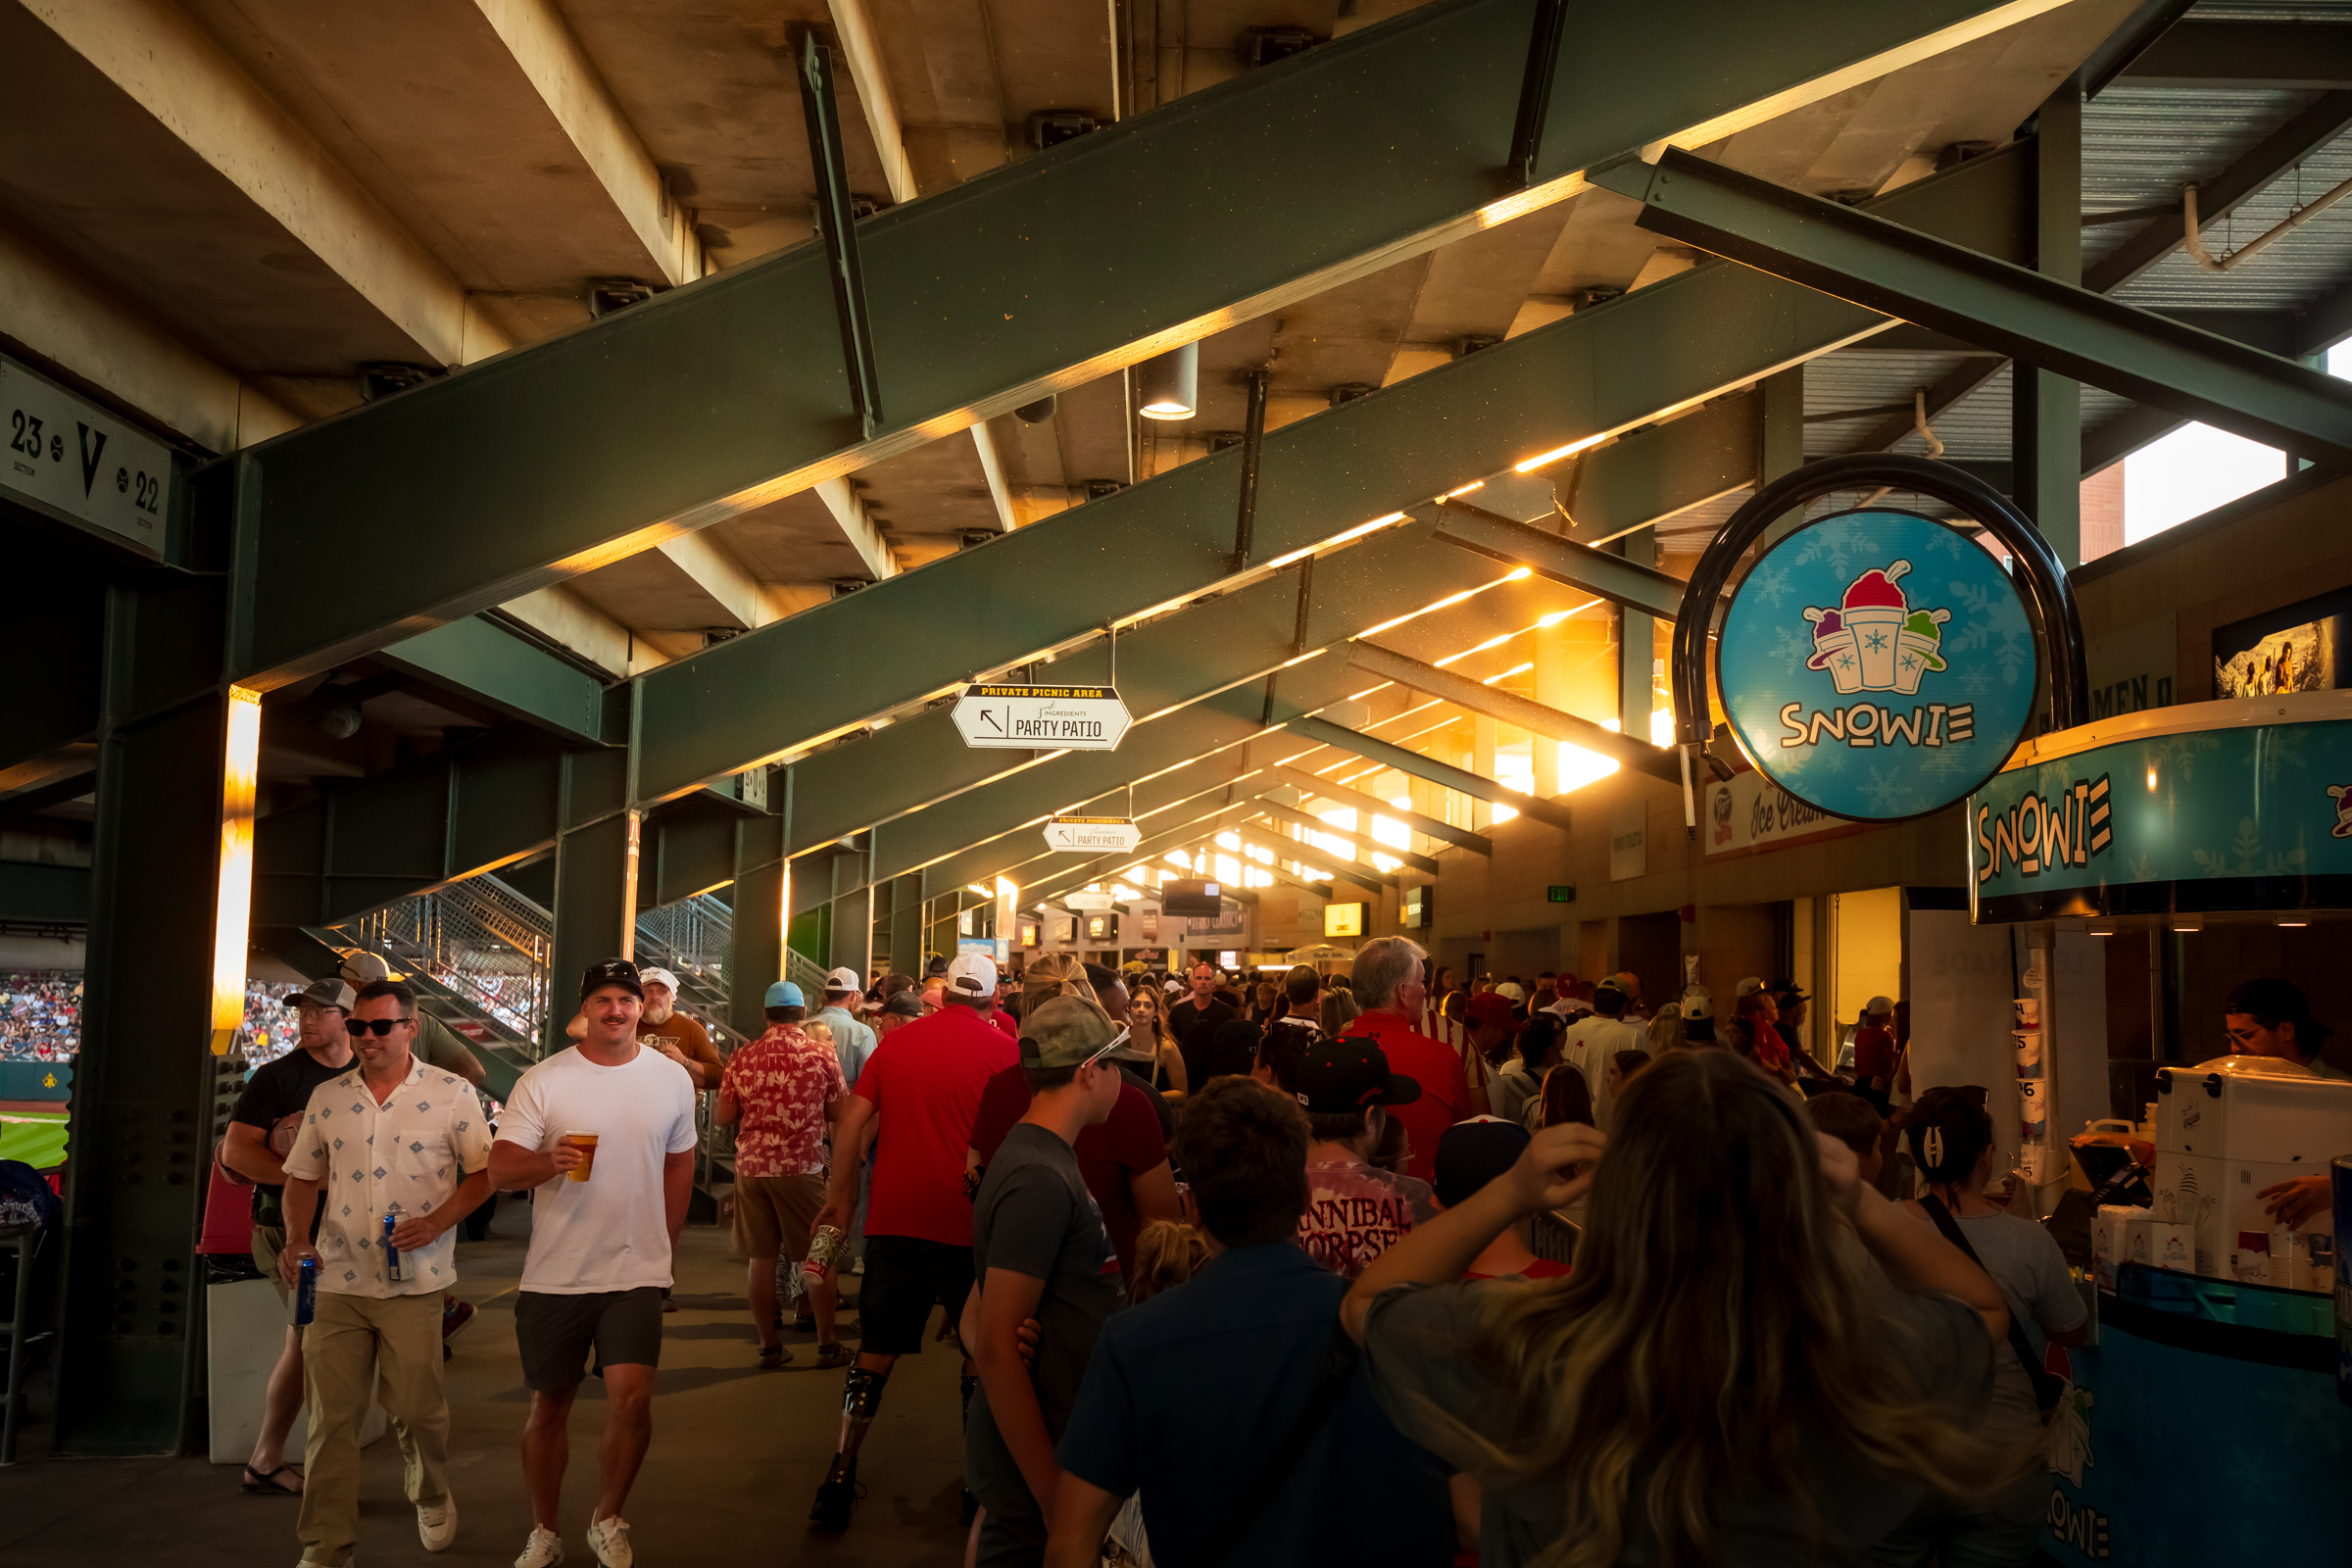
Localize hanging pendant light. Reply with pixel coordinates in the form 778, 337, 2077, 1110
1137, 342, 1198, 420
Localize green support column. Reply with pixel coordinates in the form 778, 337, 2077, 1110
826, 849, 872, 979
2017, 82, 2083, 565
1754, 365, 1806, 550
885, 874, 922, 975
546, 749, 634, 1054
55, 575, 229, 1454
1616, 531, 1657, 742
728, 811, 786, 1039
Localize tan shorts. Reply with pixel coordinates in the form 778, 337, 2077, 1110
732, 1173, 826, 1261
253, 1223, 289, 1303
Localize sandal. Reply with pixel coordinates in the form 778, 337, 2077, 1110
758, 1344, 791, 1369
241, 1464, 303, 1495
810, 1342, 851, 1370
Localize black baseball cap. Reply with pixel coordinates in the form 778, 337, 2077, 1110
1434, 1116, 1530, 1208
1294, 1036, 1421, 1116
580, 957, 645, 1002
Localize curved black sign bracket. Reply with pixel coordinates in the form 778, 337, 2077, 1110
1668, 453, 2088, 828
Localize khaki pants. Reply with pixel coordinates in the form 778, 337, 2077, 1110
296, 1291, 448, 1567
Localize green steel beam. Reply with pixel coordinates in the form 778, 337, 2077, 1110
1286, 714, 1573, 830
0, 859, 90, 922
1430, 503, 1686, 617
1345, 640, 1681, 783
2119, 20, 2352, 89
1246, 797, 1441, 876
0, 768, 97, 827
1271, 764, 1491, 856
225, 0, 2045, 688
2015, 79, 2082, 565
375, 616, 609, 744
1594, 148, 2352, 466
0, 522, 107, 785
631, 142, 2029, 804
1562, 391, 1755, 540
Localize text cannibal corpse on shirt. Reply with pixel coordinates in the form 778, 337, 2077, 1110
1296, 1159, 1436, 1279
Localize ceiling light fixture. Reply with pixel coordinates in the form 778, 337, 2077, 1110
1138, 343, 1199, 420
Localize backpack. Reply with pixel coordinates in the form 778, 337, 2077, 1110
0, 1159, 63, 1231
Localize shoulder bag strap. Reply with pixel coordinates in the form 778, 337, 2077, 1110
1919, 1194, 2064, 1415
1198, 1324, 1361, 1565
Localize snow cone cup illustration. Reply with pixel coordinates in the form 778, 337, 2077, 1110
1894, 607, 1949, 695
1803, 608, 1862, 694
1841, 562, 1911, 690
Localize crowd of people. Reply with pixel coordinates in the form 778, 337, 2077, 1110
0, 970, 79, 1060
222, 939, 2084, 1568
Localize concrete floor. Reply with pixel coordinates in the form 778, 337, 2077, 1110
1, 1203, 972, 1566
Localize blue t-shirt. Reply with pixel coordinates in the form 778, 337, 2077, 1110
1055, 1242, 1452, 1567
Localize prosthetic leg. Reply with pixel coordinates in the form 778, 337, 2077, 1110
810, 1362, 890, 1530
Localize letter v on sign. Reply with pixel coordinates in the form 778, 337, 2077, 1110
75, 423, 106, 498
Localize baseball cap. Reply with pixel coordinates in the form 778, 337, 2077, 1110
1774, 980, 1810, 1002
285, 977, 356, 1011
765, 980, 806, 1008
825, 966, 861, 993
1295, 1037, 1422, 1115
1493, 981, 1526, 1003
1466, 992, 1518, 1028
1735, 976, 1764, 998
1864, 995, 1893, 1017
881, 989, 924, 1018
946, 952, 999, 1001
1682, 991, 1715, 1022
1018, 995, 1119, 1070
1593, 976, 1627, 1000
638, 966, 680, 995
1434, 1116, 1531, 1208
339, 951, 392, 985
580, 957, 644, 1002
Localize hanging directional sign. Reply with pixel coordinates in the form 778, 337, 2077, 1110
952, 683, 1132, 750
1714, 509, 2038, 822
1043, 815, 1143, 853
1062, 891, 1117, 911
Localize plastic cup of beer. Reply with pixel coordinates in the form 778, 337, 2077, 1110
560, 1131, 599, 1182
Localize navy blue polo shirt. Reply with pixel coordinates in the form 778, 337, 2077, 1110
1054, 1241, 1453, 1567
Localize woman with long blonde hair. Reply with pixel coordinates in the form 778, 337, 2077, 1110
1342, 1050, 2017, 1568
1123, 981, 1188, 1099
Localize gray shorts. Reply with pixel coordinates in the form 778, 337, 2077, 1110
514, 1287, 664, 1391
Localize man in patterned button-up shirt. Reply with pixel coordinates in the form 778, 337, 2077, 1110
280, 980, 492, 1566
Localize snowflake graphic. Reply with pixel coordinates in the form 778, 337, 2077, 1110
1768, 625, 1810, 673
2128, 851, 2156, 882
1989, 629, 2031, 686
1942, 582, 2002, 654
1864, 628, 1889, 653
2246, 725, 2310, 784
1900, 650, 1923, 676
2191, 817, 2307, 878
2146, 733, 2224, 785
1859, 765, 1908, 814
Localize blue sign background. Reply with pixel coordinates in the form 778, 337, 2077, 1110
1717, 509, 2037, 820
1971, 716, 2352, 918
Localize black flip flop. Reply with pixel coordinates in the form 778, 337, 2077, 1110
241, 1464, 302, 1495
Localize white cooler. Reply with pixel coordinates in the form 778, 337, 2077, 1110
2151, 1055, 2352, 1291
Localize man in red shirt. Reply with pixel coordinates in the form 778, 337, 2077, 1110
808, 953, 1018, 1532
1850, 994, 1898, 1112
1339, 936, 1487, 1182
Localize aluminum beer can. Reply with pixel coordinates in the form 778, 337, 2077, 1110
383, 1207, 407, 1284
804, 1224, 847, 1282
294, 1256, 318, 1326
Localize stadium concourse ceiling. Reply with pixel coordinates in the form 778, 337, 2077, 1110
23, 0, 2352, 920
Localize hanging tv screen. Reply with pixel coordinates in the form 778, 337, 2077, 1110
1160, 878, 1223, 916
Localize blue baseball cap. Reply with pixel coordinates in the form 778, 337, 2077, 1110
764, 980, 806, 1007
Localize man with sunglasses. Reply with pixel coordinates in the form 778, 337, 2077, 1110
277, 980, 494, 1566
220, 976, 360, 1497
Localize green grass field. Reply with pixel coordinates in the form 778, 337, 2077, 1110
0, 1111, 69, 1170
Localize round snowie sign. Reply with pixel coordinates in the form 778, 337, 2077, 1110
1714, 509, 2037, 822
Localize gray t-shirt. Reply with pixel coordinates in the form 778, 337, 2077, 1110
970, 1123, 1129, 1436
1953, 1209, 2087, 1435
1362, 1279, 1994, 1568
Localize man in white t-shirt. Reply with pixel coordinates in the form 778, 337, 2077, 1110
1557, 976, 1648, 1131
489, 958, 698, 1568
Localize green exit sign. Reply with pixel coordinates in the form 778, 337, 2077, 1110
1546, 885, 1576, 904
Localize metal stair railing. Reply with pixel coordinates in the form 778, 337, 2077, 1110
333, 875, 554, 1058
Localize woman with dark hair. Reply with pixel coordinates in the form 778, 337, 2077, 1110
1123, 983, 1188, 1100
1495, 1013, 1564, 1128
1878, 1088, 2090, 1568
2224, 978, 2347, 1226
1532, 1062, 1594, 1134
1342, 1051, 2017, 1568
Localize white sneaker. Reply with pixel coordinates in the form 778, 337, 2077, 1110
585, 1515, 633, 1568
514, 1527, 564, 1568
417, 1494, 457, 1551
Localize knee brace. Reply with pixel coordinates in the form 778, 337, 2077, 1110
842, 1364, 890, 1423
959, 1372, 978, 1429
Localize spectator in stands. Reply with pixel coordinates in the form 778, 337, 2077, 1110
221, 977, 358, 1496
635, 967, 722, 1090
1295, 1036, 1435, 1278
961, 997, 1133, 1565
716, 981, 851, 1370
1044, 1078, 1454, 1567
1339, 937, 1487, 1183
1168, 962, 1235, 1091
809, 954, 1018, 1532
1531, 971, 1558, 1014
812, 967, 879, 1093
277, 980, 492, 1564
1435, 1117, 1570, 1282
1343, 1051, 2017, 1568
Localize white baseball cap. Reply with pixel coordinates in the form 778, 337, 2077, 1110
1864, 995, 1894, 1017
1734, 976, 1764, 998
826, 966, 861, 993
637, 966, 680, 995
946, 952, 999, 1001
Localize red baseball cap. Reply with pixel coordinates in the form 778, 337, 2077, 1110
1467, 992, 1518, 1028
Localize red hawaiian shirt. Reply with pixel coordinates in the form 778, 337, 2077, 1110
720, 1024, 849, 1178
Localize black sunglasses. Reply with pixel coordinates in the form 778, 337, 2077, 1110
345, 1016, 416, 1038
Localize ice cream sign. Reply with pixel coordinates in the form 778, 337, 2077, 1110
1715, 509, 2038, 823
